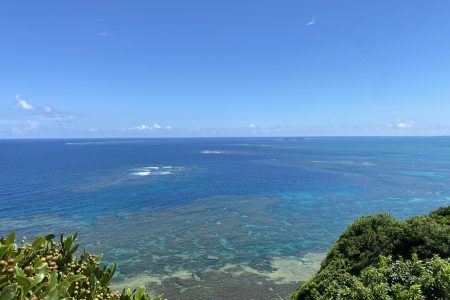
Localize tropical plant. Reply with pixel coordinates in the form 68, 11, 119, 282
0, 232, 162, 300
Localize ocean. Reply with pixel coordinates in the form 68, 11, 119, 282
1, 137, 450, 299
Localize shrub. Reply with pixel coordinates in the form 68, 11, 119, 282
0, 232, 162, 300
293, 254, 450, 300
320, 213, 404, 274
292, 206, 450, 300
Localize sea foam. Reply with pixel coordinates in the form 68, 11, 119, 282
130, 166, 178, 177
200, 150, 223, 154
133, 171, 151, 176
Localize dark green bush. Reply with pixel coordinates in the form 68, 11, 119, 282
294, 255, 450, 300
429, 206, 450, 225
321, 213, 405, 274
0, 232, 162, 300
292, 206, 450, 300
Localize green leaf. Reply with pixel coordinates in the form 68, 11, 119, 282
0, 284, 17, 300
63, 236, 73, 252
45, 233, 55, 241
44, 287, 59, 300
15, 274, 32, 293
99, 263, 116, 285
4, 232, 15, 246
0, 246, 7, 258
14, 266, 25, 276
14, 252, 24, 263
57, 275, 85, 295
135, 287, 145, 299
96, 253, 103, 262
48, 270, 58, 289
32, 263, 48, 286
67, 274, 85, 283
69, 243, 79, 255
31, 236, 46, 250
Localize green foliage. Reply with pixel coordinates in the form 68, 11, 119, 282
293, 255, 450, 300
428, 206, 450, 226
321, 213, 404, 274
0, 232, 162, 300
292, 206, 450, 300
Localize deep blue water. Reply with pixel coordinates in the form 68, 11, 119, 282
1, 137, 450, 299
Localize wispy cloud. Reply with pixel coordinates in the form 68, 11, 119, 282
44, 106, 53, 113
26, 120, 40, 131
306, 18, 316, 26
15, 94, 34, 110
10, 120, 41, 134
97, 32, 110, 37
42, 106, 76, 124
249, 123, 257, 129
129, 122, 170, 131
14, 94, 76, 124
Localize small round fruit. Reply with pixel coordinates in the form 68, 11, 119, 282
24, 266, 33, 273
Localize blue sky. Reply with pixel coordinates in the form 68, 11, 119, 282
1, 1, 450, 137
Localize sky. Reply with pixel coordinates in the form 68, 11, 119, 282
1, 0, 450, 138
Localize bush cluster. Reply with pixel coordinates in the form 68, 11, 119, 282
292, 206, 450, 299
0, 232, 162, 300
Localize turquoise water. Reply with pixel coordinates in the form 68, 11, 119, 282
1, 137, 450, 299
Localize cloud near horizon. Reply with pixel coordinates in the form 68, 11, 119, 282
129, 122, 170, 131
396, 121, 415, 129
9, 120, 41, 135
387, 121, 415, 129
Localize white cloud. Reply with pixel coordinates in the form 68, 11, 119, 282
165, 125, 172, 130
306, 18, 316, 26
14, 94, 74, 123
129, 123, 166, 131
392, 121, 415, 129
132, 124, 151, 131
396, 122, 414, 129
249, 123, 257, 129
15, 94, 34, 110
97, 32, 110, 37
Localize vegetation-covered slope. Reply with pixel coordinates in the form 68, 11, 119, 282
291, 206, 450, 299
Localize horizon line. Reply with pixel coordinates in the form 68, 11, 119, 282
1, 135, 449, 140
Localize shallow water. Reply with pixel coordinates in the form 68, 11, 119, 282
1, 137, 450, 299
